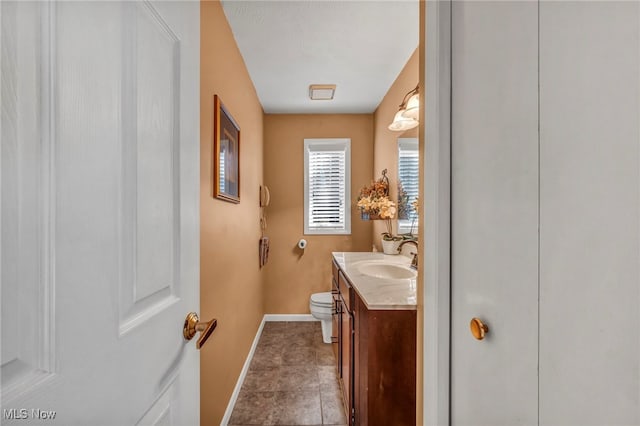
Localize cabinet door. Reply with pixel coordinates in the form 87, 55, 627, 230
340, 298, 353, 423
332, 288, 340, 361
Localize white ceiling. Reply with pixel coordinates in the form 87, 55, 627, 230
221, 0, 419, 114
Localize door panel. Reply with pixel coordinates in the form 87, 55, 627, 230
450, 2, 539, 425
1, 2, 200, 424
119, 0, 183, 335
539, 2, 640, 424
1, 1, 56, 397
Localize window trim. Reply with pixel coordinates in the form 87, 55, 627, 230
303, 138, 351, 235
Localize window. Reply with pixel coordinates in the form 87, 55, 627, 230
397, 138, 419, 234
304, 139, 351, 235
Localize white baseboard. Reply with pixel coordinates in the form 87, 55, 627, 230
264, 314, 317, 322
219, 314, 319, 425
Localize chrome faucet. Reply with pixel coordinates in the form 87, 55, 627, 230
397, 240, 418, 270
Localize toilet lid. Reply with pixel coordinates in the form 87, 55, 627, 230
310, 292, 333, 306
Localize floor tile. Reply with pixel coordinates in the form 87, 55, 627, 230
316, 344, 335, 366
263, 321, 288, 333
242, 367, 281, 392
286, 321, 320, 335
277, 365, 319, 391
282, 345, 316, 365
318, 365, 340, 387
228, 390, 276, 425
313, 336, 330, 350
250, 344, 283, 370
289, 334, 318, 349
320, 374, 342, 397
272, 390, 322, 425
320, 383, 348, 425
259, 331, 285, 347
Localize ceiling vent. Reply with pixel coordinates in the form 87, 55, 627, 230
309, 84, 336, 100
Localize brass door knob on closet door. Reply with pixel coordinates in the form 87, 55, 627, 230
470, 317, 489, 340
183, 312, 217, 349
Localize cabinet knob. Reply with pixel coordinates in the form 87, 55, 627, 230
470, 317, 489, 340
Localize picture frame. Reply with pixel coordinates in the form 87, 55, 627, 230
212, 95, 241, 203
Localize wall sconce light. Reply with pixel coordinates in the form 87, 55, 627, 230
388, 83, 419, 131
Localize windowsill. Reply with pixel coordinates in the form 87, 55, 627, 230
304, 229, 352, 236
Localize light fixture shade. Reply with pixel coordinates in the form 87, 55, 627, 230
388, 110, 419, 131
309, 84, 336, 100
401, 93, 419, 119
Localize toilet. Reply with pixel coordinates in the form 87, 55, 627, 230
310, 292, 333, 344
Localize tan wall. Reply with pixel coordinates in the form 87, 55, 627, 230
372, 49, 419, 249
263, 114, 374, 313
200, 1, 265, 424
372, 46, 421, 422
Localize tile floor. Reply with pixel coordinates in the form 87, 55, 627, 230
228, 321, 347, 426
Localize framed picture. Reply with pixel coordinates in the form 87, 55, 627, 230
212, 95, 240, 203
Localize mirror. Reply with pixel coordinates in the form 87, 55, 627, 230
397, 138, 419, 234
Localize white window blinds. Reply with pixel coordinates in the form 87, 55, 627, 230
398, 138, 419, 232
304, 139, 351, 235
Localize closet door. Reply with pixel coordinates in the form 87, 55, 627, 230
450, 2, 539, 425
539, 2, 640, 425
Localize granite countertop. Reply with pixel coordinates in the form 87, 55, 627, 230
332, 252, 417, 310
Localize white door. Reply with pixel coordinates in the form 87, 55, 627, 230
1, 2, 201, 425
538, 2, 640, 425
450, 1, 640, 425
450, 2, 539, 424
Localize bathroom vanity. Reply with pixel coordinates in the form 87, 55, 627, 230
331, 252, 417, 426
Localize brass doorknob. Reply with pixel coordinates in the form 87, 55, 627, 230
470, 317, 489, 340
183, 312, 217, 349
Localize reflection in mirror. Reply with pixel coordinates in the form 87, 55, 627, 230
219, 132, 237, 195
397, 138, 419, 234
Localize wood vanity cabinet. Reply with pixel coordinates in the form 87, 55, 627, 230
332, 259, 416, 426
332, 260, 354, 422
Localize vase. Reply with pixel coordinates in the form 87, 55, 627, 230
360, 212, 381, 220
381, 239, 400, 255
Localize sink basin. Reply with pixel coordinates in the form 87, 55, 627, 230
356, 261, 417, 280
